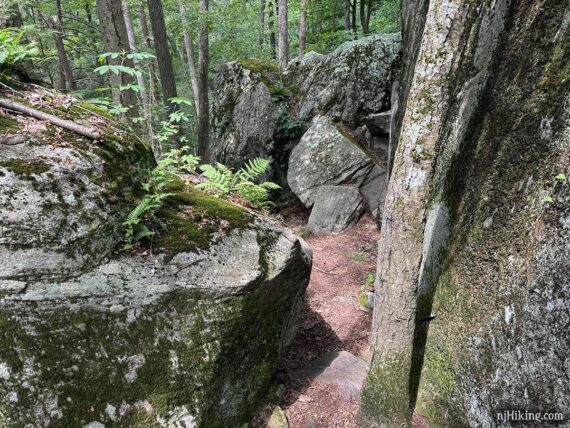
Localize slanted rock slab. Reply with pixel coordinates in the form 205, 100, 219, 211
289, 351, 368, 400
307, 185, 365, 234
288, 116, 378, 207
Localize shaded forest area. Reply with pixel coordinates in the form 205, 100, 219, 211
0, 0, 400, 154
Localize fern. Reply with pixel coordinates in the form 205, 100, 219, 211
197, 158, 280, 208
122, 148, 200, 249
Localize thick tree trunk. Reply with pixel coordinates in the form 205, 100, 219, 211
277, 0, 288, 68
121, 0, 149, 122
96, 0, 138, 114
358, 0, 563, 425
299, 0, 307, 58
197, 0, 210, 161
146, 0, 178, 116
179, 3, 200, 117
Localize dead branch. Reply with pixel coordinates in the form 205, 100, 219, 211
0, 98, 101, 140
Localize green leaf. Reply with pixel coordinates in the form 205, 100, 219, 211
544, 195, 554, 204
555, 173, 566, 181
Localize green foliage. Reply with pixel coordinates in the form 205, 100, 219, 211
196, 158, 281, 208
369, 0, 401, 34
123, 148, 200, 249
0, 28, 37, 68
275, 108, 304, 142
555, 173, 566, 181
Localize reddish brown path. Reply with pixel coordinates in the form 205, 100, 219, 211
278, 207, 380, 427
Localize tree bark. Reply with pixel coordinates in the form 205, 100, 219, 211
197, 0, 210, 161
360, 1, 476, 424
351, 0, 357, 33
268, 0, 277, 59
359, 0, 369, 34
96, 0, 138, 114
278, 0, 288, 68
146, 0, 178, 116
44, 0, 76, 91
343, 0, 350, 31
121, 0, 149, 121
138, 3, 160, 104
179, 3, 200, 116
259, 0, 266, 47
299, 0, 307, 58
332, 0, 338, 32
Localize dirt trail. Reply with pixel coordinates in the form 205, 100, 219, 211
278, 207, 380, 427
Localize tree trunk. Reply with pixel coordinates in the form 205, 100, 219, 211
362, 0, 569, 426
197, 0, 210, 161
268, 0, 277, 59
299, 0, 307, 58
277, 0, 288, 68
343, 0, 350, 31
179, 3, 200, 117
332, 0, 338, 32
96, 0, 138, 114
146, 0, 178, 116
360, 0, 495, 425
138, 4, 160, 104
46, 0, 76, 91
359, 0, 369, 34
121, 0, 149, 122
259, 0, 266, 47
351, 0, 357, 33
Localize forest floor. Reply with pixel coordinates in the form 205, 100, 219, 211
275, 204, 380, 427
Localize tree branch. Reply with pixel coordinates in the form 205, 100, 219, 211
0, 98, 101, 140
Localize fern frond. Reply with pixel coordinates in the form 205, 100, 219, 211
259, 181, 281, 190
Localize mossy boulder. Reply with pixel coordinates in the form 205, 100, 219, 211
210, 34, 401, 193
0, 87, 313, 426
0, 89, 153, 283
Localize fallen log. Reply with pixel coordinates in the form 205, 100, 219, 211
0, 98, 101, 140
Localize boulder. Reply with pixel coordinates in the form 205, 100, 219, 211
288, 116, 386, 215
307, 186, 365, 234
0, 88, 312, 426
210, 34, 401, 187
0, 110, 153, 283
211, 61, 280, 176
286, 33, 401, 127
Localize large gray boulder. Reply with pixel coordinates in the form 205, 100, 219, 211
210, 34, 401, 186
0, 90, 312, 427
286, 33, 401, 127
307, 186, 365, 234
211, 61, 280, 175
287, 116, 385, 211
0, 103, 153, 283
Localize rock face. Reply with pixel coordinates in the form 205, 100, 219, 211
307, 186, 365, 234
286, 33, 401, 127
0, 118, 152, 283
211, 61, 280, 175
0, 90, 312, 426
287, 116, 386, 231
211, 34, 401, 189
361, 0, 570, 426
